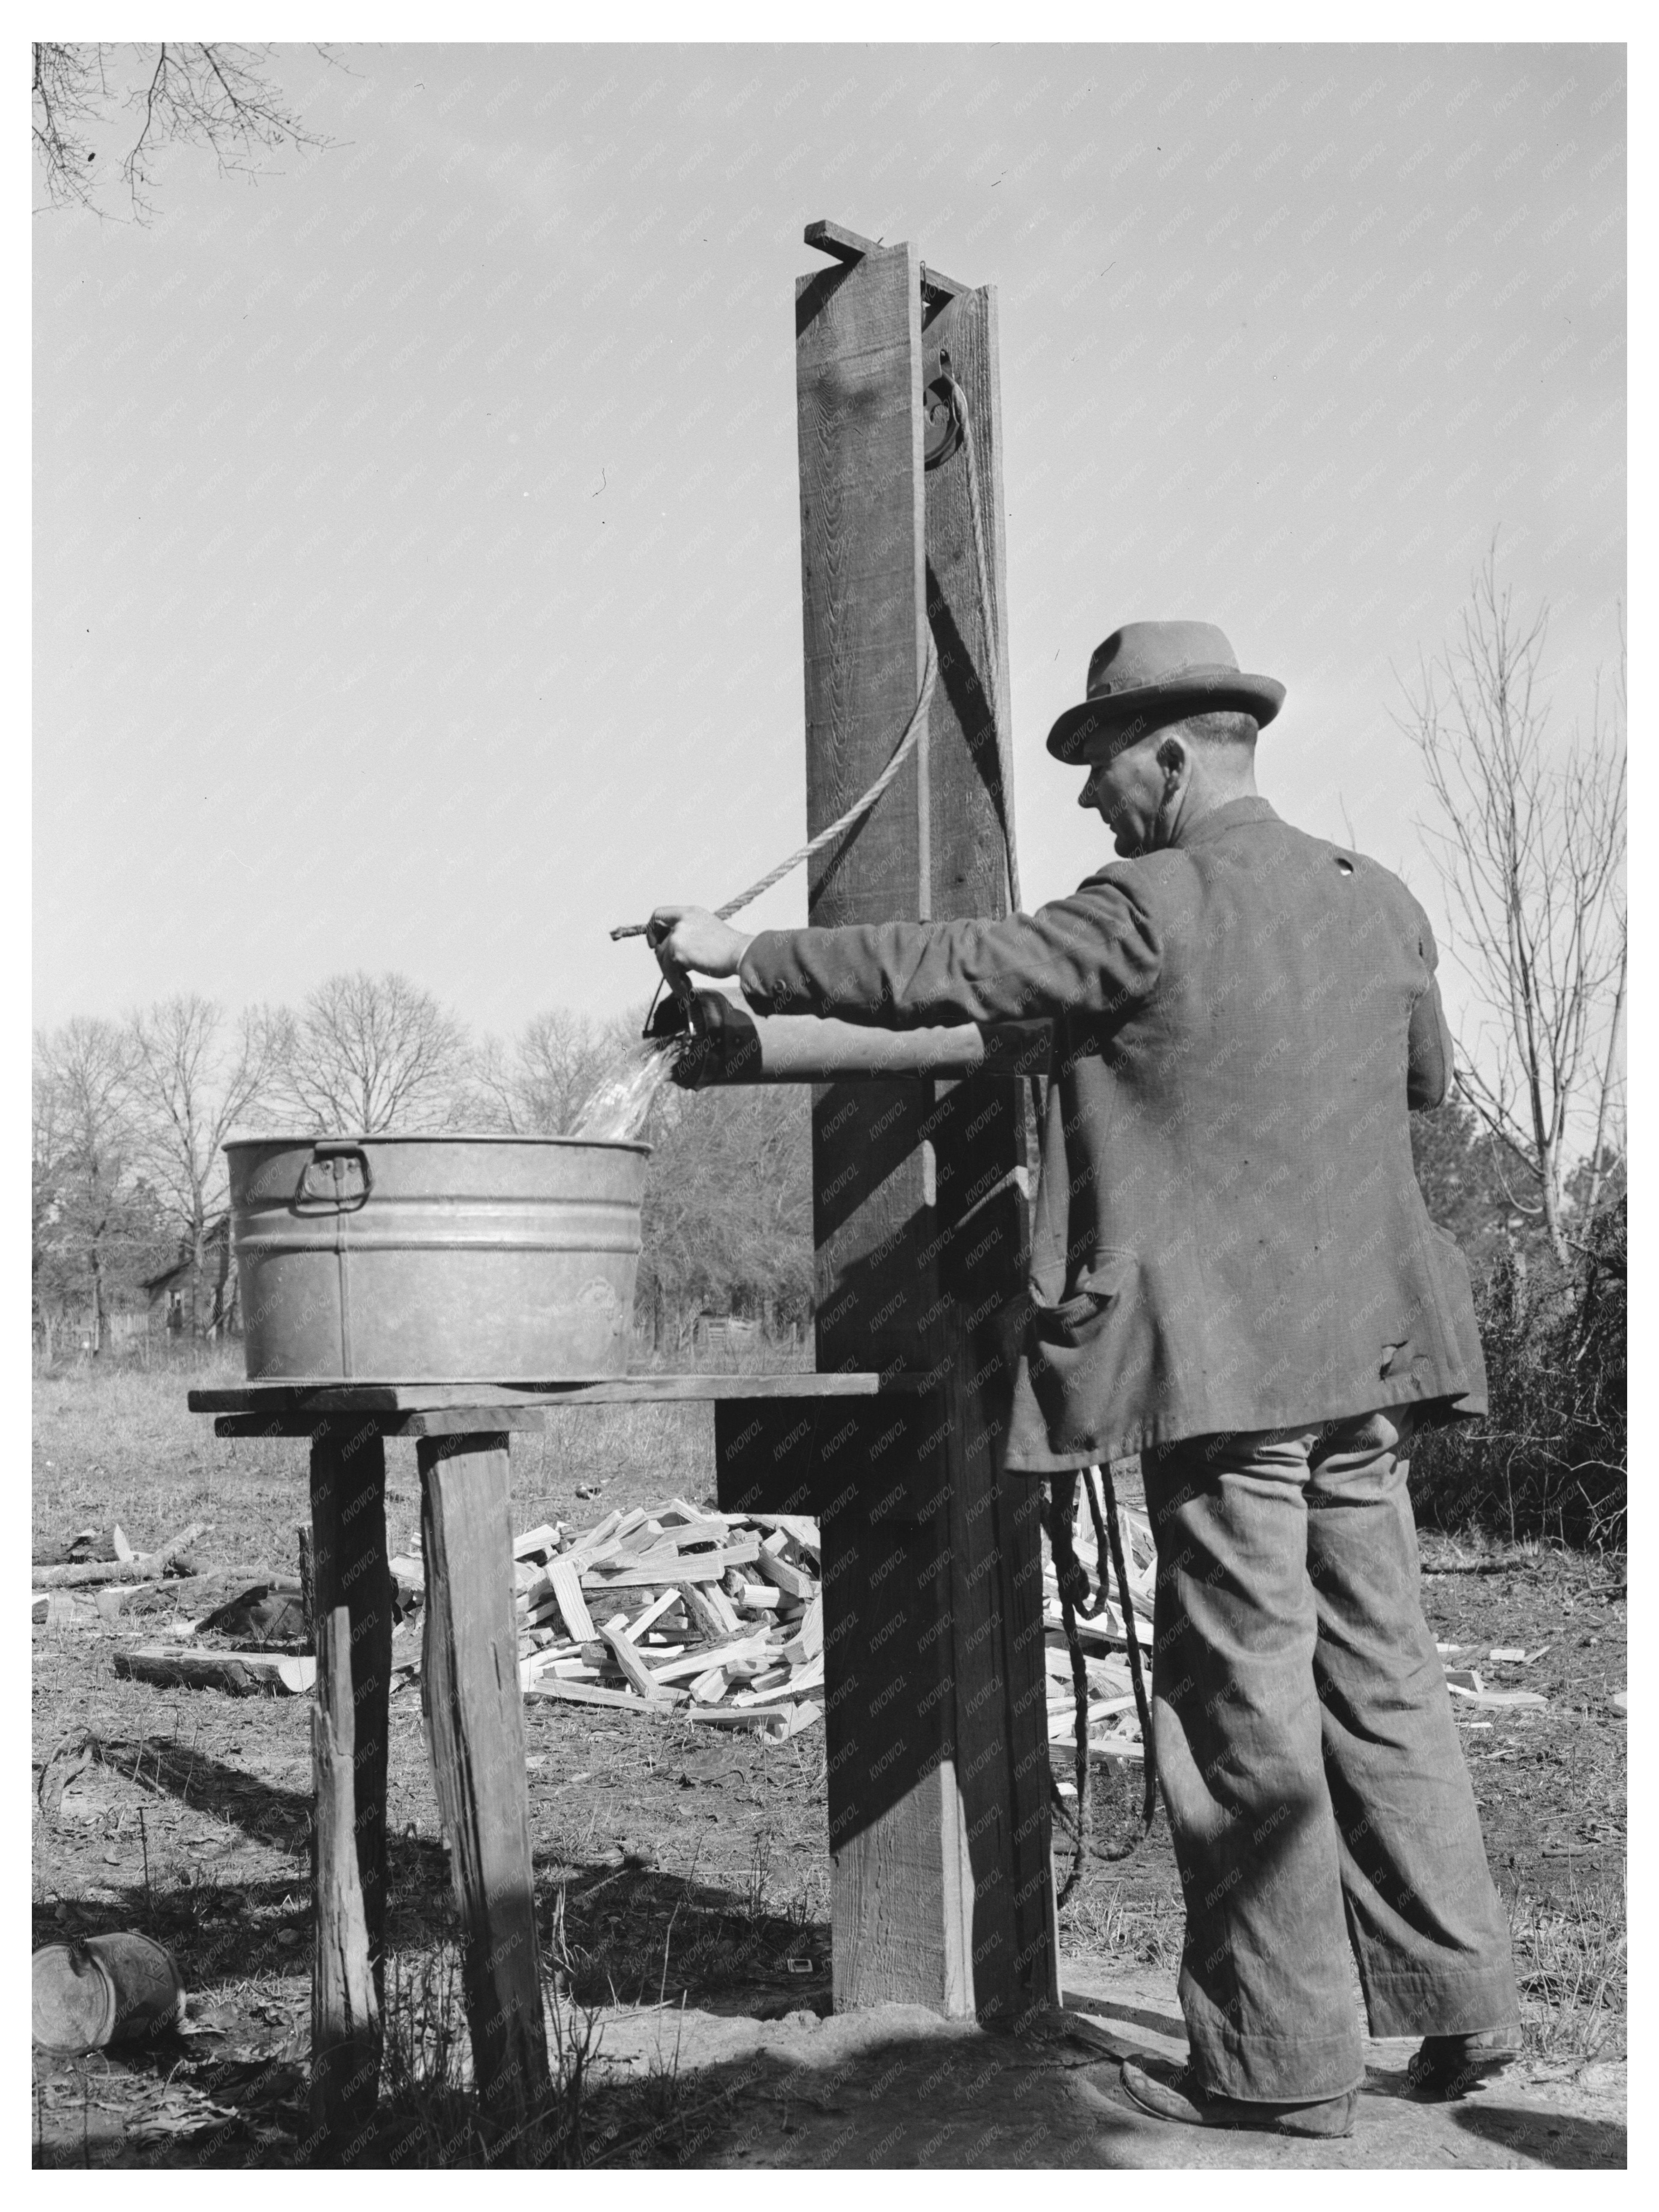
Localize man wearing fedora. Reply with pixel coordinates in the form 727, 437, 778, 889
651, 619, 1520, 2138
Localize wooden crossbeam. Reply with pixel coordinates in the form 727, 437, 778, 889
804, 217, 970, 302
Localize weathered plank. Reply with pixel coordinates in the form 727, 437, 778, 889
192, 1372, 908, 1418
114, 1647, 315, 1695
418, 1433, 551, 2150
307, 1606, 380, 2166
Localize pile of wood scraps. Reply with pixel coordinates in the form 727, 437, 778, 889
1043, 1485, 1155, 1769
32, 1519, 210, 1592
398, 1498, 826, 1743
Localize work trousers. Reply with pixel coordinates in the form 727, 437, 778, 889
1140, 1407, 1519, 2102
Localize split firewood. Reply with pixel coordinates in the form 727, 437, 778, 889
660, 1498, 728, 1538
619, 1589, 681, 1642
33, 1521, 212, 1589
548, 1559, 597, 1643
752, 1548, 815, 1603
584, 1551, 739, 1590
744, 1512, 820, 1555
745, 1656, 824, 1704
513, 1523, 561, 1562
682, 1705, 792, 1734
1048, 1693, 1136, 1743
684, 1581, 743, 1639
780, 1597, 823, 1665
562, 1509, 624, 1565
689, 1666, 729, 1705
523, 1678, 681, 1716
600, 1624, 678, 1702
650, 1633, 772, 1685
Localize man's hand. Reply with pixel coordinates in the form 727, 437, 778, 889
647, 906, 754, 980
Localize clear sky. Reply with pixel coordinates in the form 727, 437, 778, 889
33, 40, 1626, 1051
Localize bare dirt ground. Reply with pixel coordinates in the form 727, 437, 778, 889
32, 1359, 1626, 2168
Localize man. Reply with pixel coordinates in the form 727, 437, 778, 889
651, 619, 1520, 2138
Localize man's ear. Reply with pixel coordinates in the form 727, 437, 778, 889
1155, 729, 1190, 785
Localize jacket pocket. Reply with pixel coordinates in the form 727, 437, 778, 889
1031, 1250, 1135, 1349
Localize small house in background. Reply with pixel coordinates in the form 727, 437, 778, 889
141, 1214, 239, 1340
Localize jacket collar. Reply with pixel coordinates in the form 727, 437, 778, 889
1170, 794, 1279, 850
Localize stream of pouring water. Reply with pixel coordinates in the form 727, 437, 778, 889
569, 1036, 684, 1142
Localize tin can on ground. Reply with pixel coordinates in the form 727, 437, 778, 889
32, 1933, 185, 2054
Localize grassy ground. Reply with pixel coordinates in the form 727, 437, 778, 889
32, 1355, 1626, 2165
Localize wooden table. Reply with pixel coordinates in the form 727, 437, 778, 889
188, 1371, 930, 2163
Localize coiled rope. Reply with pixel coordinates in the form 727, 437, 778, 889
1046, 1465, 1159, 1905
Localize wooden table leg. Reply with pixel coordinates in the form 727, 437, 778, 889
310, 1607, 380, 2162
418, 1432, 551, 2154
307, 1423, 393, 2162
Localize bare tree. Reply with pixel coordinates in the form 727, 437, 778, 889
33, 1017, 167, 1352
33, 41, 336, 218
126, 995, 283, 1336
274, 972, 470, 1135
460, 1008, 632, 1135
1398, 549, 1626, 1268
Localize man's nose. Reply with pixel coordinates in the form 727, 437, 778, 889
1078, 773, 1098, 810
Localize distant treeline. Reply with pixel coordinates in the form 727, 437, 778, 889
34, 970, 1624, 1547
31, 973, 811, 1357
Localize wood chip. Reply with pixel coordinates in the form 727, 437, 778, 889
1447, 1684, 1548, 1710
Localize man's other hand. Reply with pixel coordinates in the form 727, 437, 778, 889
647, 906, 754, 979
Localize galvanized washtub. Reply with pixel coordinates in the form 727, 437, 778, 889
226, 1134, 649, 1383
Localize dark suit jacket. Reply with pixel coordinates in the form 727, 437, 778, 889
738, 796, 1487, 1467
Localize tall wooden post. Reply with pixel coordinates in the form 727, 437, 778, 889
796, 230, 1056, 2027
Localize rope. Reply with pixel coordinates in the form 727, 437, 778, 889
1047, 1460, 1158, 1904
941, 370, 1020, 916
609, 629, 939, 941
612, 379, 1012, 942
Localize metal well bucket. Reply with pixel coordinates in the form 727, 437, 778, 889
33, 1934, 185, 2053
226, 1134, 649, 1383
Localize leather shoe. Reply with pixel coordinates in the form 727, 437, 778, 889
1121, 2055, 1358, 2138
1405, 2028, 1522, 2099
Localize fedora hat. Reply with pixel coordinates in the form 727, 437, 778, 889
1046, 619, 1285, 763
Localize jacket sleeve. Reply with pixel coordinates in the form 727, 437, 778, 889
736, 873, 1162, 1031
1407, 911, 1455, 1111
